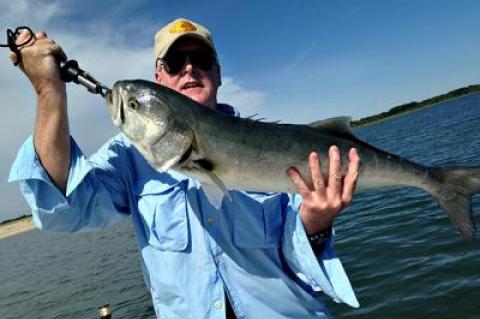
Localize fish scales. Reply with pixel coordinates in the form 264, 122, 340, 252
107, 80, 480, 241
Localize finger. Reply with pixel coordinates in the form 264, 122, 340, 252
287, 167, 310, 198
50, 43, 67, 61
327, 145, 343, 194
16, 29, 33, 44
341, 148, 361, 204
35, 31, 48, 39
16, 30, 42, 48
309, 151, 325, 192
9, 51, 18, 65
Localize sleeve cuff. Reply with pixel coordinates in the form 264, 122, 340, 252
9, 135, 95, 197
282, 194, 359, 308
8, 135, 129, 233
8, 135, 51, 183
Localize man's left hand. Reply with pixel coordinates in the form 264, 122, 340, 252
287, 146, 361, 235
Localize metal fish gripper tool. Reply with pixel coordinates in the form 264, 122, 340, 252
1, 26, 111, 98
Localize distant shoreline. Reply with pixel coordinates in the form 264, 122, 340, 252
352, 84, 480, 128
0, 215, 35, 239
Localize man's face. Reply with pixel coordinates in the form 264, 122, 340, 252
155, 37, 221, 109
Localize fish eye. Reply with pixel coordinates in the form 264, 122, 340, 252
128, 98, 140, 110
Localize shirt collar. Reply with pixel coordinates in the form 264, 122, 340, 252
216, 103, 240, 118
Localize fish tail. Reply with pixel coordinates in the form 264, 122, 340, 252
428, 166, 480, 242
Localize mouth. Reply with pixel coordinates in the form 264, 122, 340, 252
181, 81, 203, 90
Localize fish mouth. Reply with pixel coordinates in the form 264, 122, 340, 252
106, 87, 125, 126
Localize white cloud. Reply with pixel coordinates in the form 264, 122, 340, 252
218, 76, 265, 116
0, 0, 66, 29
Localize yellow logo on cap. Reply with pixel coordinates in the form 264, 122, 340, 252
169, 20, 197, 33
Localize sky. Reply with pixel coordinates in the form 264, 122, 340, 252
1, 0, 480, 220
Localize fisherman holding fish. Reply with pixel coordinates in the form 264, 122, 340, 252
9, 18, 363, 318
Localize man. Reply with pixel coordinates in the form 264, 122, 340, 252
9, 18, 361, 318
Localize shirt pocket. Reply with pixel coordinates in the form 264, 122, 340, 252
134, 178, 189, 251
233, 192, 285, 249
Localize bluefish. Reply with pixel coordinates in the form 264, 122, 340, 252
106, 80, 480, 241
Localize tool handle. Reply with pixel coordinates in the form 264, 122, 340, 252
59, 60, 110, 97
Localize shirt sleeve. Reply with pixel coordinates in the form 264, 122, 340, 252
8, 135, 130, 233
281, 193, 359, 308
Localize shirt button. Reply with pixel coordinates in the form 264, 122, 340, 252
207, 218, 214, 225
214, 301, 223, 309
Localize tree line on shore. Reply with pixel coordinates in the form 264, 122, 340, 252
351, 84, 480, 127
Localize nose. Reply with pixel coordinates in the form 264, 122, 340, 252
183, 57, 194, 73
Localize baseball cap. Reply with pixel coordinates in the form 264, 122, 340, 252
154, 18, 217, 63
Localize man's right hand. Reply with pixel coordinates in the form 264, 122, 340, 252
10, 30, 67, 96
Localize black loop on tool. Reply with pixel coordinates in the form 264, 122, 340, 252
0, 26, 36, 66
2, 26, 111, 98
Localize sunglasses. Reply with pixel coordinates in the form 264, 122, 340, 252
160, 50, 216, 75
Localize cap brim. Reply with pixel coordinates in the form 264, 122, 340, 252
157, 33, 216, 60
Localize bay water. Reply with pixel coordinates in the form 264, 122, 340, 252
1, 93, 479, 318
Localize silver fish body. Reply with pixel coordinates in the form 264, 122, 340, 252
107, 80, 480, 241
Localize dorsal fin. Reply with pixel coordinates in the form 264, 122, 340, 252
308, 116, 354, 136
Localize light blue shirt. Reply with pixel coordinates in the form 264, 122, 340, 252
9, 106, 358, 318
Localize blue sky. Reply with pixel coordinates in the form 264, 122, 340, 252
1, 0, 480, 219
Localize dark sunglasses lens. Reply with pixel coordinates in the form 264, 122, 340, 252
163, 51, 215, 74
190, 52, 214, 71
163, 54, 186, 74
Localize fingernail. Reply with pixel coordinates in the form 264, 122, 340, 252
330, 145, 339, 152
330, 145, 340, 158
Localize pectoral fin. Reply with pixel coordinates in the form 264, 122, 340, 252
157, 154, 183, 172
202, 183, 227, 209
193, 158, 232, 209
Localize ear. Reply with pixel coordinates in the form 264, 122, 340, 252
155, 68, 162, 84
